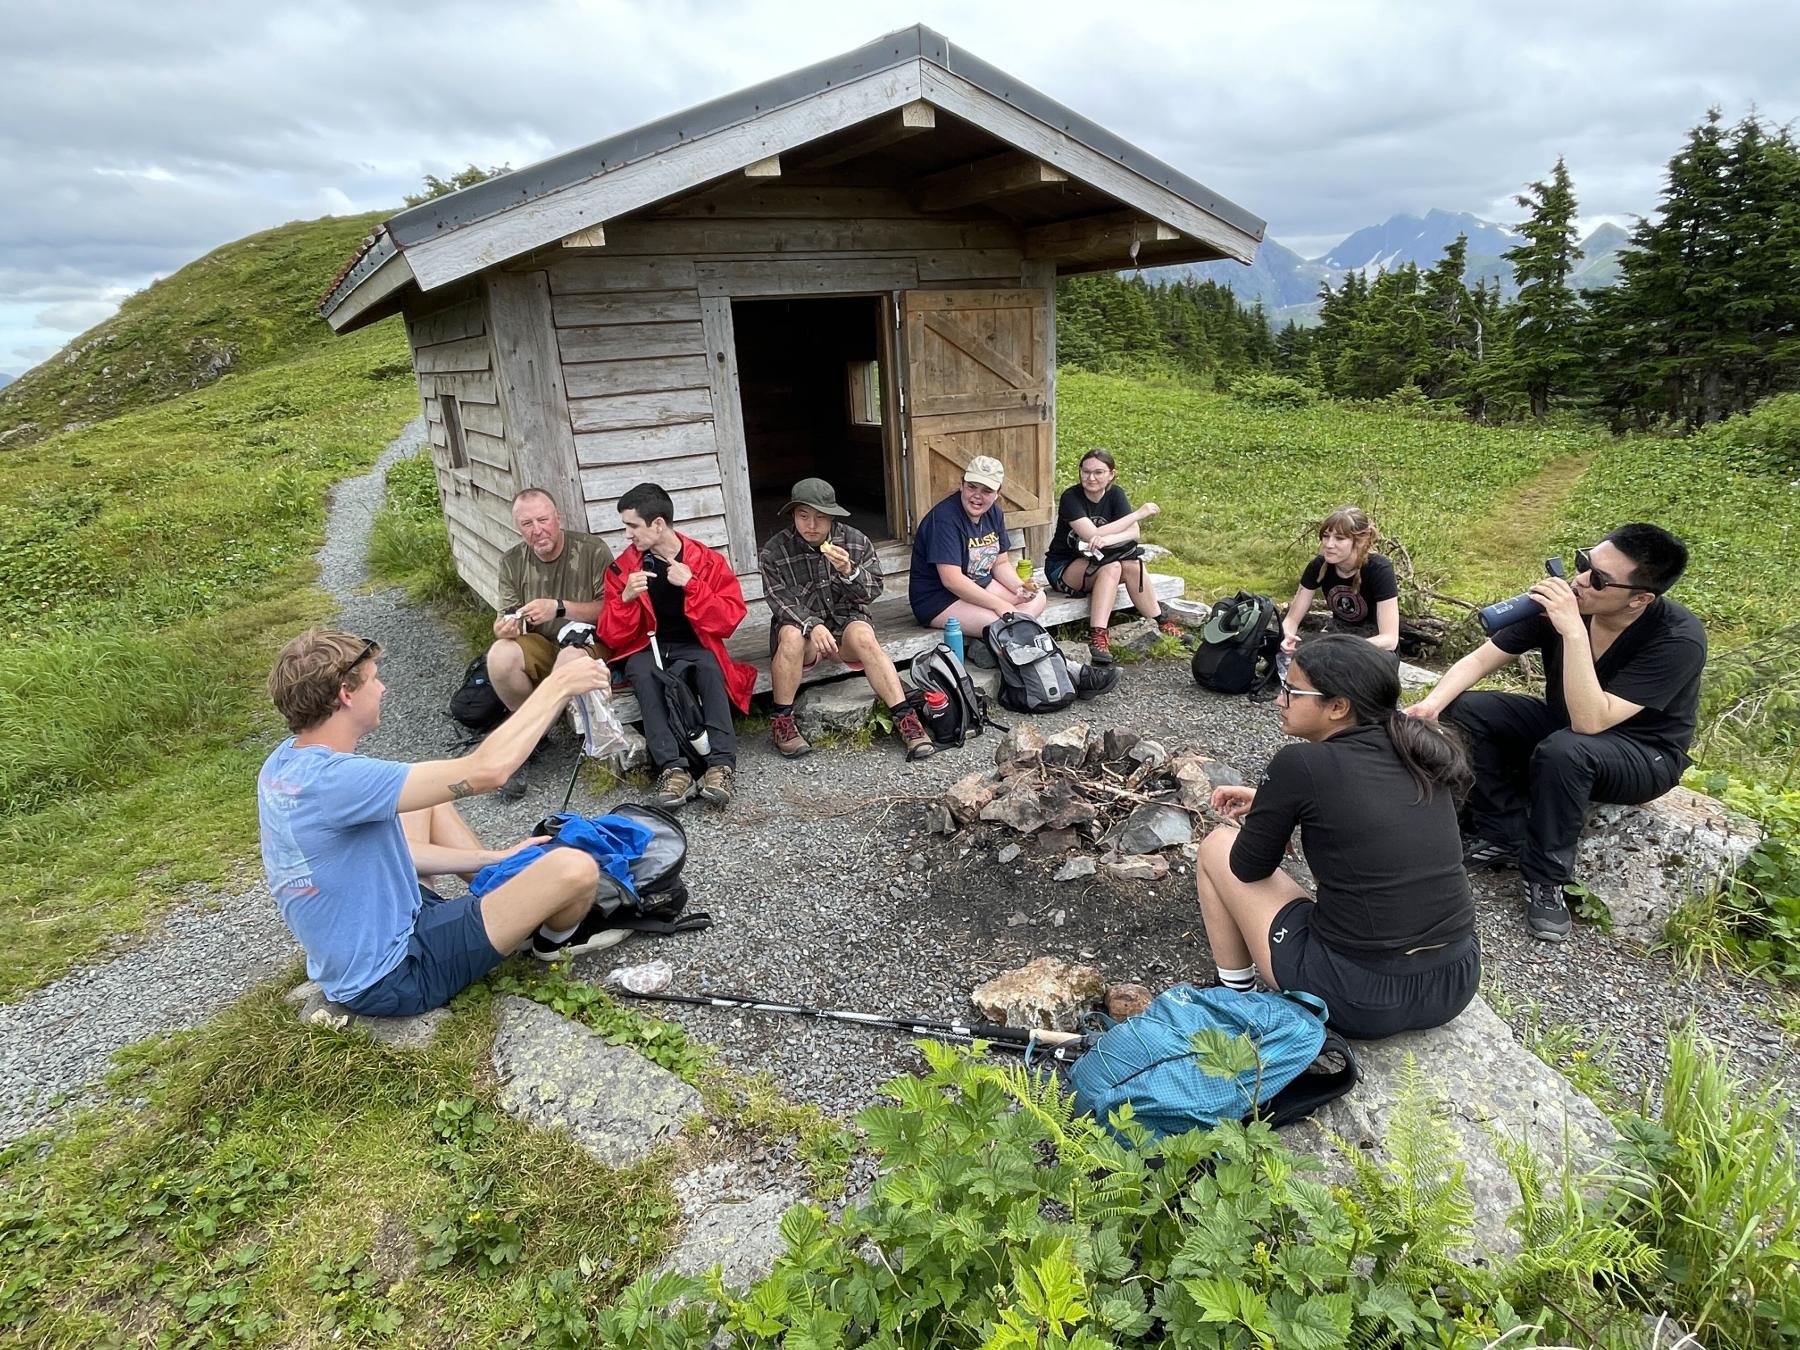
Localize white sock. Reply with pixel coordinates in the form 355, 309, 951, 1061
1216, 964, 1256, 992
538, 921, 578, 942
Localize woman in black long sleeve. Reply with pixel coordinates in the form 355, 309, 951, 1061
1193, 635, 1479, 1038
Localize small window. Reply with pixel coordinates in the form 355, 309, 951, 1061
440, 394, 469, 470
847, 360, 881, 426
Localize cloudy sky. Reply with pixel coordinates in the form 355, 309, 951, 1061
3, 0, 1794, 377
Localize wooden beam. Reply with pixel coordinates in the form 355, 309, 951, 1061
742, 154, 781, 178
1023, 211, 1180, 262
561, 224, 606, 249
805, 100, 936, 169
484, 271, 582, 522
912, 150, 1068, 214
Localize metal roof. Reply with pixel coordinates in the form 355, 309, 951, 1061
322, 25, 1264, 320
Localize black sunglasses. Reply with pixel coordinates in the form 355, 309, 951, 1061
1574, 547, 1660, 595
339, 637, 379, 681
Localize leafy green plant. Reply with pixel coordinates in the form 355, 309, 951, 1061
489, 965, 711, 1078
305, 1251, 403, 1340
1228, 371, 1318, 408
1664, 770, 1800, 981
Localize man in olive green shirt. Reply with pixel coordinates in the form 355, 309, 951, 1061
490, 488, 615, 715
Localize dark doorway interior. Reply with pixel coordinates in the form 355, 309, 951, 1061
733, 296, 889, 547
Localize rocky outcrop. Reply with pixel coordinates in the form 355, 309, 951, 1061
1574, 787, 1762, 943
663, 1161, 806, 1290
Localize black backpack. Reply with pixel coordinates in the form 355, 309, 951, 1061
910, 643, 1003, 748
1190, 592, 1280, 695
984, 613, 1120, 712
449, 653, 507, 731
532, 802, 709, 936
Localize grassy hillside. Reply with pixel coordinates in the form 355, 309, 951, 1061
0, 212, 387, 450
0, 214, 413, 999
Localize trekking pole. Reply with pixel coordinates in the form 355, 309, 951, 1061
614, 988, 1091, 1063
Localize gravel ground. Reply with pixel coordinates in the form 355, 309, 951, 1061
3, 424, 1795, 1145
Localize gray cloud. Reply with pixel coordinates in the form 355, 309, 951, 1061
3, 0, 1795, 373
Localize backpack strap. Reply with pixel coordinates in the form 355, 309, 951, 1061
1259, 1028, 1360, 1128
1279, 989, 1330, 1023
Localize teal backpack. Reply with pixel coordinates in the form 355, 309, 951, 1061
1067, 985, 1359, 1141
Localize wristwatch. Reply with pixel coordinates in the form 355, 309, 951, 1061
555, 601, 566, 619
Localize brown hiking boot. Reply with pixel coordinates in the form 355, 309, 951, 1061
895, 709, 935, 762
770, 710, 811, 758
1158, 619, 1186, 638
1087, 627, 1115, 665
649, 766, 696, 808
698, 764, 735, 809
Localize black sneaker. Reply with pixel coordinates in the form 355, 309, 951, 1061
530, 908, 630, 961
1462, 835, 1520, 870
498, 768, 530, 801
1524, 880, 1573, 942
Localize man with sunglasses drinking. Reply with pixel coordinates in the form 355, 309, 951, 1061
1406, 524, 1705, 940
258, 630, 618, 1019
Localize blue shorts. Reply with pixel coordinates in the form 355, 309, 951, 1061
1266, 897, 1479, 1040
341, 887, 505, 1018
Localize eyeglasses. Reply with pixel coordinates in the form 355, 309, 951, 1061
339, 637, 378, 682
1277, 676, 1330, 701
1573, 548, 1659, 595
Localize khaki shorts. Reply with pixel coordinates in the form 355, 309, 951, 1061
515, 632, 607, 682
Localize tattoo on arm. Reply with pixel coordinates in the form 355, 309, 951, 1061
447, 780, 474, 800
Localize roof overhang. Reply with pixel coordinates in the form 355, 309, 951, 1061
321, 25, 1264, 327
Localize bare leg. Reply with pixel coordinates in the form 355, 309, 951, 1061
401, 801, 489, 885
930, 599, 1007, 635
1193, 825, 1309, 986
842, 621, 905, 706
477, 848, 600, 953
1084, 560, 1122, 628
1122, 558, 1163, 619
487, 638, 534, 711
989, 577, 1048, 621
770, 624, 806, 704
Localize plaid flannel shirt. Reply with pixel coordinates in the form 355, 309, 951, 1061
757, 521, 884, 636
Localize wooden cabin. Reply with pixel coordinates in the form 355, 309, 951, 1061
321, 26, 1263, 696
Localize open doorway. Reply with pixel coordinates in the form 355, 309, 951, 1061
732, 295, 894, 546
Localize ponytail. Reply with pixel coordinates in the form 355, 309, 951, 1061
1293, 635, 1471, 803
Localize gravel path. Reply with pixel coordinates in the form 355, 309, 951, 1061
4, 428, 1794, 1143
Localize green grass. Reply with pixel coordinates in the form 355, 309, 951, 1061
0, 237, 415, 999
368, 448, 497, 651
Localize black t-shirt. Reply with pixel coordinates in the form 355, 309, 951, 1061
646, 545, 698, 646
1047, 484, 1132, 566
1298, 552, 1398, 628
1230, 722, 1474, 957
1492, 596, 1707, 764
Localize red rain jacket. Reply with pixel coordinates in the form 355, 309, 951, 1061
599, 534, 756, 713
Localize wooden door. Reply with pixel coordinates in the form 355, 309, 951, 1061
900, 288, 1051, 540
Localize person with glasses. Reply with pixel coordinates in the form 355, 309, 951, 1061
1194, 636, 1479, 1039
907, 454, 1048, 636
1044, 448, 1185, 665
1406, 523, 1705, 941
258, 629, 620, 1020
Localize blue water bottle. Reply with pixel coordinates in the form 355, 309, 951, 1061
943, 616, 964, 663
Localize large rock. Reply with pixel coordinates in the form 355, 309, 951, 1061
995, 724, 1048, 775
1041, 723, 1092, 768
1396, 660, 1437, 691
490, 995, 701, 1168
971, 957, 1105, 1031
1160, 596, 1211, 629
1106, 853, 1170, 883
283, 981, 450, 1049
942, 771, 997, 825
1108, 618, 1159, 654
1573, 787, 1762, 943
1168, 757, 1214, 813
980, 780, 1048, 834
1285, 997, 1617, 1262
1039, 780, 1099, 831
793, 679, 875, 739
1106, 803, 1194, 855
663, 1162, 806, 1290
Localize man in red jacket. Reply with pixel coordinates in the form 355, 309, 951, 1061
599, 482, 756, 809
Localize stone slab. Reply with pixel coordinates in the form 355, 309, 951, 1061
283, 981, 450, 1049
793, 679, 876, 739
1574, 787, 1762, 943
664, 1161, 806, 1290
1285, 997, 1617, 1262
490, 995, 701, 1168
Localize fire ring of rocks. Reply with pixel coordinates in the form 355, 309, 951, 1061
928, 722, 1246, 885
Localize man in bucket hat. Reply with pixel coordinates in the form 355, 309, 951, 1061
757, 477, 933, 762
908, 454, 1048, 635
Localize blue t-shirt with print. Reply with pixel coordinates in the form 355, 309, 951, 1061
909, 493, 1011, 623
257, 739, 417, 1001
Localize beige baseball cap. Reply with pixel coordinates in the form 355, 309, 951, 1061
963, 455, 1005, 490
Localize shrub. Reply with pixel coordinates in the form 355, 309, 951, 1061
1227, 371, 1317, 409
1694, 392, 1800, 477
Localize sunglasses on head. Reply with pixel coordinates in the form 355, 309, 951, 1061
339, 637, 378, 681
1574, 547, 1659, 595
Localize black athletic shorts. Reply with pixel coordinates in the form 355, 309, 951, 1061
1266, 897, 1479, 1040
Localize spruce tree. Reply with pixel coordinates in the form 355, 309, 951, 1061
1504, 156, 1584, 417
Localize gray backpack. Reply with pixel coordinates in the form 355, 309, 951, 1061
985, 613, 1080, 713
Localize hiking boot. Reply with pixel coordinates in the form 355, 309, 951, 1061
649, 766, 696, 809
895, 709, 935, 762
498, 767, 529, 801
530, 908, 630, 962
770, 711, 811, 758
1525, 879, 1573, 942
1157, 618, 1187, 639
698, 765, 735, 809
1462, 835, 1521, 871
1087, 628, 1115, 665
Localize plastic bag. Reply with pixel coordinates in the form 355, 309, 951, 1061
571, 688, 629, 762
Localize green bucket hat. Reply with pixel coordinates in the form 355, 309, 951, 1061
1201, 597, 1260, 644
779, 477, 850, 517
